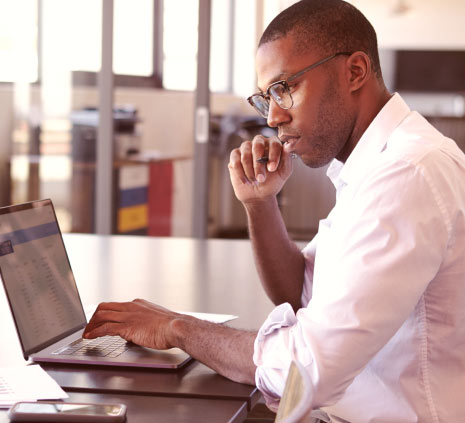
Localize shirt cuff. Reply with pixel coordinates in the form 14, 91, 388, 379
253, 303, 298, 411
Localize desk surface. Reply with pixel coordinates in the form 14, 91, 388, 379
0, 392, 248, 423
63, 234, 276, 327
1, 234, 292, 421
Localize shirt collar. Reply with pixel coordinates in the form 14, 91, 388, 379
326, 93, 411, 190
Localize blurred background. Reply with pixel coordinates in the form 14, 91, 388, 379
0, 0, 464, 239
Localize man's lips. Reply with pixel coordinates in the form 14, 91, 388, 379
279, 134, 300, 152
279, 134, 300, 143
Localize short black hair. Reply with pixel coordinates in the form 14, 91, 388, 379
259, 0, 382, 79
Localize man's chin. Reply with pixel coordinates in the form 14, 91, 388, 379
300, 154, 333, 169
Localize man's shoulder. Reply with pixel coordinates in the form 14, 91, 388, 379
360, 109, 465, 188
351, 113, 465, 219
385, 110, 462, 164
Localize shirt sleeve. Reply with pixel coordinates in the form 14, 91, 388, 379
301, 207, 338, 307
253, 157, 452, 410
300, 234, 318, 307
253, 302, 299, 411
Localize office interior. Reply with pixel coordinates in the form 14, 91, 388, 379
0, 0, 464, 240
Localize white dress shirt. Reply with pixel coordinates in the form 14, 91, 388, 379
253, 94, 465, 422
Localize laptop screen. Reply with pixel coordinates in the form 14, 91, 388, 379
0, 199, 86, 357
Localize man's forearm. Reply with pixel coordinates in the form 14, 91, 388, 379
245, 197, 305, 311
170, 316, 257, 385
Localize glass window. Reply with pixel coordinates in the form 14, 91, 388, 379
67, 0, 154, 76
0, 0, 38, 83
0, 0, 262, 93
210, 0, 232, 93
162, 0, 257, 94
66, 0, 102, 73
162, 0, 199, 90
113, 0, 154, 76
0, 0, 155, 83
232, 0, 257, 98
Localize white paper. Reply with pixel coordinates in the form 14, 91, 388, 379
0, 365, 68, 408
179, 311, 238, 323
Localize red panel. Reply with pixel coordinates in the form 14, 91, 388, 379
148, 161, 173, 236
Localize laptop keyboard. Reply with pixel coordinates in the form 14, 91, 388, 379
52, 336, 129, 358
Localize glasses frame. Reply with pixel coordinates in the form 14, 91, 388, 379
247, 51, 353, 118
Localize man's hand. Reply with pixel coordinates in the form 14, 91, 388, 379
83, 299, 258, 385
83, 299, 185, 350
228, 135, 293, 204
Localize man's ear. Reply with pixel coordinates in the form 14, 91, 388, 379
344, 51, 371, 92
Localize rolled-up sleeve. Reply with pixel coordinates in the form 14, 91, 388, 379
253, 303, 299, 411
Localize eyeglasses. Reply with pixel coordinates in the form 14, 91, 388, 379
247, 52, 352, 118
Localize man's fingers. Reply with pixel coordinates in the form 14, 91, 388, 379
94, 301, 133, 312
84, 311, 120, 336
85, 301, 140, 333
83, 322, 123, 339
252, 135, 283, 178
228, 136, 284, 186
82, 299, 177, 350
228, 148, 249, 185
239, 141, 256, 182
267, 137, 283, 172
88, 310, 125, 325
252, 136, 267, 182
278, 146, 294, 176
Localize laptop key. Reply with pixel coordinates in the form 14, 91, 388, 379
53, 336, 128, 357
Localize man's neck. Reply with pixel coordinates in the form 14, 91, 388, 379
337, 84, 392, 163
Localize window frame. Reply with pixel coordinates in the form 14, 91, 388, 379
0, 0, 164, 88
72, 0, 163, 88
0, 0, 245, 93
0, 0, 41, 86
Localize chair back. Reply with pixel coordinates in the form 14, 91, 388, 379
275, 360, 313, 423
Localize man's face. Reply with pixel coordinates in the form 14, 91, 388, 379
255, 34, 356, 168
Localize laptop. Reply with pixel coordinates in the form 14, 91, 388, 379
0, 199, 191, 369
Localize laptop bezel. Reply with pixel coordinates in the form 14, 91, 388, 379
0, 199, 87, 359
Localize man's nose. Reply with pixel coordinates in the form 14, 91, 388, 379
267, 99, 291, 128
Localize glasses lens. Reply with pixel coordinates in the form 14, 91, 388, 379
249, 95, 270, 118
269, 82, 292, 109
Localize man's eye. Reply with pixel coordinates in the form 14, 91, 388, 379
288, 83, 298, 92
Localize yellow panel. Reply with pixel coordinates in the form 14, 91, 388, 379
118, 204, 148, 233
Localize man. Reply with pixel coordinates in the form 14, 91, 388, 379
84, 0, 465, 421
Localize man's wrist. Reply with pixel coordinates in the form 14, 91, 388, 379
243, 196, 279, 215
168, 315, 196, 350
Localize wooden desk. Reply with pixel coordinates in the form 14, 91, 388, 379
44, 360, 259, 406
62, 234, 275, 328
0, 234, 282, 422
